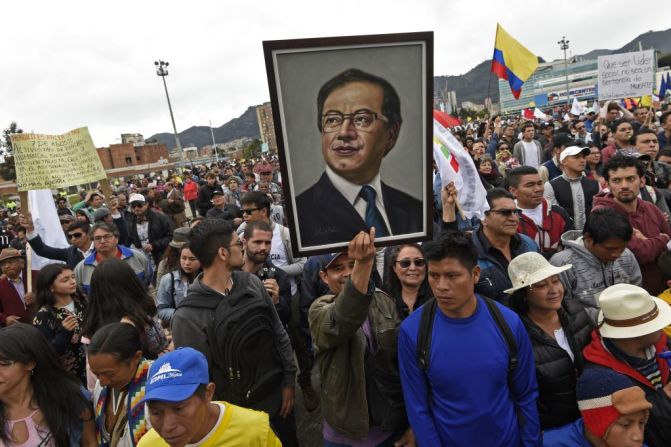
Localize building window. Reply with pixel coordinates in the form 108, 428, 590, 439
125, 157, 132, 166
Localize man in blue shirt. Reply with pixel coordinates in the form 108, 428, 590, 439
398, 231, 541, 446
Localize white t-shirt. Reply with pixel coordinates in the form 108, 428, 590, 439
554, 327, 575, 362
522, 140, 540, 168
518, 203, 543, 227
270, 224, 297, 294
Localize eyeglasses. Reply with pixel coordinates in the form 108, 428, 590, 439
226, 240, 243, 249
93, 234, 116, 243
396, 258, 426, 268
130, 202, 145, 208
260, 171, 272, 175
67, 232, 85, 240
242, 207, 261, 215
321, 110, 388, 133
485, 208, 522, 217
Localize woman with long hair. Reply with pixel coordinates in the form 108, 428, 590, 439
82, 259, 168, 359
88, 323, 153, 447
156, 245, 202, 326
0, 323, 96, 446
506, 252, 593, 430
32, 264, 87, 384
384, 244, 431, 319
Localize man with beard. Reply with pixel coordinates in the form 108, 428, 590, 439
241, 220, 291, 326
592, 155, 671, 295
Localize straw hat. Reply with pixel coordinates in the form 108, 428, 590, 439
504, 252, 572, 294
597, 284, 671, 339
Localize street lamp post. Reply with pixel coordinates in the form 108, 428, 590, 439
154, 60, 183, 160
558, 37, 570, 110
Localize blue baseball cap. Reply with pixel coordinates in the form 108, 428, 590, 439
317, 252, 347, 271
135, 348, 209, 408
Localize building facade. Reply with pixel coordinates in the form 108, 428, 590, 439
97, 141, 169, 170
256, 102, 278, 153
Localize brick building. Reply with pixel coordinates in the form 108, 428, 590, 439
97, 142, 169, 170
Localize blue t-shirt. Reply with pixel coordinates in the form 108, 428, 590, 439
398, 295, 541, 446
542, 419, 591, 447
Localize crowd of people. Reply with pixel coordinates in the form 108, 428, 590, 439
0, 98, 670, 447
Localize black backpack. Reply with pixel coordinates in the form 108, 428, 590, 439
417, 296, 518, 390
205, 282, 284, 412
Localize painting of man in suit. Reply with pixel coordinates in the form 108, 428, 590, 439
295, 68, 423, 248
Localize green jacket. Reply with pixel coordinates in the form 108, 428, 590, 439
308, 279, 406, 439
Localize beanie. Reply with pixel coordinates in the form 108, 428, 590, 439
576, 367, 652, 439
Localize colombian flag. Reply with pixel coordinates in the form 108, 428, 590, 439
491, 24, 539, 99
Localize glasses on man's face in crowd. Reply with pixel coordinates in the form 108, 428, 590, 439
67, 232, 85, 240
396, 258, 426, 268
130, 202, 145, 209
485, 208, 522, 218
321, 110, 388, 133
93, 234, 115, 243
242, 207, 261, 215
226, 240, 243, 249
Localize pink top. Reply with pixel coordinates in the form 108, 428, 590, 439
2, 409, 54, 447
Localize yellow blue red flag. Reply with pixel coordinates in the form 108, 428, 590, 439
492, 24, 539, 99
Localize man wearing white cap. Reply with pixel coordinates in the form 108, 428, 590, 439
544, 145, 600, 231
127, 193, 175, 268
582, 283, 671, 445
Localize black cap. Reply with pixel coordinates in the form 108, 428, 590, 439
553, 132, 575, 148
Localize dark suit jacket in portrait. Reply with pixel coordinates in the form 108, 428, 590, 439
295, 172, 423, 247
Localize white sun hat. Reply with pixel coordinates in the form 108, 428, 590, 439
504, 252, 572, 294
597, 284, 671, 339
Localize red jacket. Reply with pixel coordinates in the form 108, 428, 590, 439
517, 199, 572, 255
583, 329, 670, 389
183, 180, 198, 201
0, 270, 37, 326
593, 192, 671, 295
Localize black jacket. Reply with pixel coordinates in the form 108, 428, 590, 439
521, 299, 593, 429
127, 209, 174, 264
196, 184, 223, 216
295, 172, 423, 248
27, 235, 85, 269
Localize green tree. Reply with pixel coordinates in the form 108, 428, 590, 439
0, 122, 23, 181
243, 139, 262, 159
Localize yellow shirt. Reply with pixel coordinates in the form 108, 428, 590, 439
137, 402, 281, 447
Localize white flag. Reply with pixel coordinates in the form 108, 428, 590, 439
534, 108, 546, 119
571, 97, 586, 116
563, 113, 571, 122
433, 120, 489, 220
28, 189, 69, 270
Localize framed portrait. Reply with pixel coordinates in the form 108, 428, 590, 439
263, 32, 433, 256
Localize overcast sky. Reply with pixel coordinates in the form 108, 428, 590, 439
1, 0, 668, 147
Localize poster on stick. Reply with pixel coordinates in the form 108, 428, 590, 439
598, 50, 655, 101
10, 127, 106, 191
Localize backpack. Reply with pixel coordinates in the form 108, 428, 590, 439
205, 283, 285, 412
416, 296, 518, 391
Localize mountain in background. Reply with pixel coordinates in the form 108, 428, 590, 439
434, 28, 671, 106
148, 105, 260, 149
151, 28, 671, 147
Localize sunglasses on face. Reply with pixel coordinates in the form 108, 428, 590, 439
130, 202, 145, 208
486, 208, 522, 217
67, 232, 84, 240
242, 207, 261, 215
396, 258, 425, 268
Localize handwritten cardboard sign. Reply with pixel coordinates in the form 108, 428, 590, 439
598, 50, 655, 101
10, 127, 106, 191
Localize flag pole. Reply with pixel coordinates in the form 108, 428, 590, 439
487, 24, 499, 112
18, 191, 32, 292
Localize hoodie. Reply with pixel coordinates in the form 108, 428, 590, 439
171, 270, 296, 415
549, 231, 641, 322
592, 193, 671, 295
